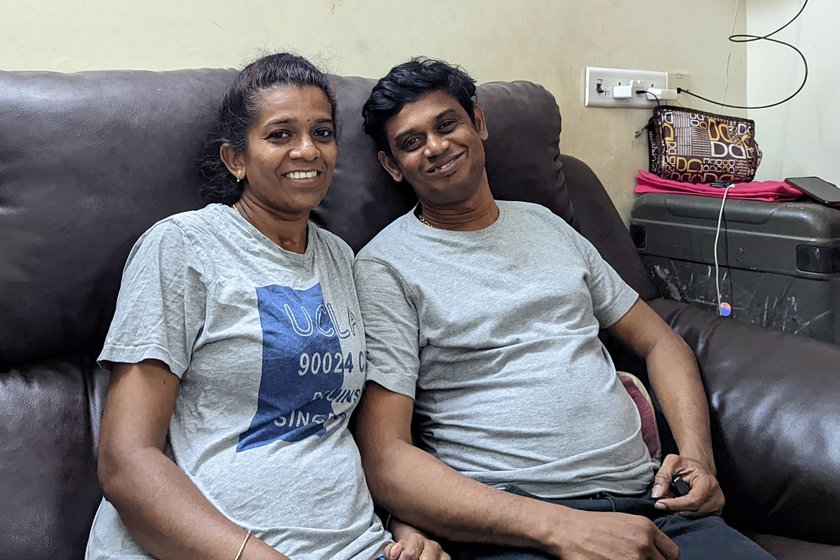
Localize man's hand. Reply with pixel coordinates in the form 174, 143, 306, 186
384, 518, 451, 560
551, 509, 680, 560
652, 454, 725, 516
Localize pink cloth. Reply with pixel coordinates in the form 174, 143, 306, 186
618, 372, 661, 461
635, 170, 802, 202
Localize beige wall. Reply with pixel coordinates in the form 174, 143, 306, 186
2, 0, 746, 221
747, 0, 838, 184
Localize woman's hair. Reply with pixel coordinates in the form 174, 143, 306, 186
200, 53, 337, 204
362, 57, 477, 156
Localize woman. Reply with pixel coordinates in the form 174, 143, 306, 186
86, 53, 447, 560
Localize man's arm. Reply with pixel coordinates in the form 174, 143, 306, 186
354, 382, 680, 559
605, 299, 725, 516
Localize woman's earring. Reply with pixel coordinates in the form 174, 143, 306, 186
236, 170, 244, 184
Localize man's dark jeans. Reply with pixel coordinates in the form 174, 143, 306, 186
445, 485, 775, 560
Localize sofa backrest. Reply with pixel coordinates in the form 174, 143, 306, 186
0, 68, 655, 559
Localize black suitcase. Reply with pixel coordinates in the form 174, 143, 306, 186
631, 193, 840, 345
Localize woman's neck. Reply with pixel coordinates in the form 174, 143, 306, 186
232, 197, 309, 254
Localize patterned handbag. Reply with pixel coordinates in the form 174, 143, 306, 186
646, 105, 762, 184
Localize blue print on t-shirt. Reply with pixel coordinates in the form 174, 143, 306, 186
238, 284, 345, 451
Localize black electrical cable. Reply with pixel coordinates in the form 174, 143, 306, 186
678, 0, 809, 110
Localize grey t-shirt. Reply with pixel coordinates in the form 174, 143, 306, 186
354, 201, 656, 499
86, 204, 388, 560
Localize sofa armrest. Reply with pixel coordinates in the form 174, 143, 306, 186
649, 298, 840, 546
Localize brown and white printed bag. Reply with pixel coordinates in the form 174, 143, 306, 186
647, 105, 762, 184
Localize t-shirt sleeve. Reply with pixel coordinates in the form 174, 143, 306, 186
568, 227, 639, 328
97, 221, 207, 377
353, 256, 420, 400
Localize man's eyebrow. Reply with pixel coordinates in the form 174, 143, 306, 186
436, 108, 459, 120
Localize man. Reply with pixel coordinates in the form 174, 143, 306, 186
352, 57, 774, 560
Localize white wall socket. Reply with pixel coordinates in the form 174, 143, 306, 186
584, 66, 668, 108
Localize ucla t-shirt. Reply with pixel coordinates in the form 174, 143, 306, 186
87, 204, 388, 560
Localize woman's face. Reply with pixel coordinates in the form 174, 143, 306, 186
236, 85, 337, 219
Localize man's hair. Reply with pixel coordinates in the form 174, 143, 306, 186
362, 57, 477, 155
201, 52, 336, 205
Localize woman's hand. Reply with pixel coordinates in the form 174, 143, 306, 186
383, 518, 451, 560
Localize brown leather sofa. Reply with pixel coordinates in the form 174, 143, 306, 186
1, 68, 838, 560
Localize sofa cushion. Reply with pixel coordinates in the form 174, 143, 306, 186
0, 69, 230, 366
749, 533, 840, 560
0, 359, 108, 557
651, 297, 840, 546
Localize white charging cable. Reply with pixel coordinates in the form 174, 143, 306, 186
714, 185, 735, 317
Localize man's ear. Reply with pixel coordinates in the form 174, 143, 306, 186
473, 104, 489, 141
377, 151, 404, 182
219, 143, 246, 179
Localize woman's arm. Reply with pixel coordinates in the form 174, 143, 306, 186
98, 359, 287, 560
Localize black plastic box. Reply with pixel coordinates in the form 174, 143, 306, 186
631, 193, 840, 344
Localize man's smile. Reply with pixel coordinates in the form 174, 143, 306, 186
426, 151, 465, 175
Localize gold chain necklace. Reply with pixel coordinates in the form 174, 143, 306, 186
417, 212, 437, 228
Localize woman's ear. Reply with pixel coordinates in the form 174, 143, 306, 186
377, 151, 404, 183
219, 143, 246, 180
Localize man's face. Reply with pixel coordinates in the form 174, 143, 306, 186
378, 90, 489, 205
